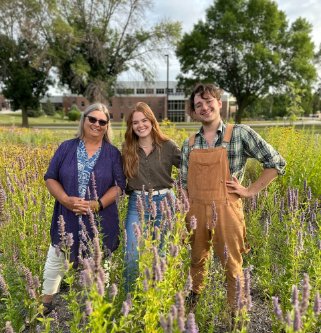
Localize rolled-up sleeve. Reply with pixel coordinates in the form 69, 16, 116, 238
242, 126, 286, 175
44, 143, 67, 181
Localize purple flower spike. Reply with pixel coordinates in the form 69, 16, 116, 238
293, 304, 302, 332
185, 312, 199, 333
109, 283, 118, 299
300, 273, 310, 314
244, 267, 252, 311
272, 296, 283, 322
175, 292, 186, 331
85, 300, 93, 315
0, 273, 9, 296
313, 291, 321, 316
291, 285, 299, 306
91, 172, 98, 201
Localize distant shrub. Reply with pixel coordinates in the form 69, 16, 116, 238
67, 105, 81, 121
55, 108, 65, 119
42, 100, 56, 116
27, 107, 43, 118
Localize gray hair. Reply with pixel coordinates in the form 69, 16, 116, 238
76, 102, 112, 142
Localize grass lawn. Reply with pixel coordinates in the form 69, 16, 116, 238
1, 111, 321, 133
0, 112, 76, 126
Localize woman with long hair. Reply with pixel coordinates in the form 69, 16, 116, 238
122, 102, 181, 291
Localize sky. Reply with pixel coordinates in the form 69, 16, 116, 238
140, 0, 321, 82
51, 0, 321, 92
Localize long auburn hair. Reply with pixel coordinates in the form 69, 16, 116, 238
122, 102, 169, 178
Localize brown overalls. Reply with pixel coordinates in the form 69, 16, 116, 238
186, 124, 249, 308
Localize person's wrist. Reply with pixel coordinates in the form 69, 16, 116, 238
98, 198, 103, 211
89, 200, 99, 213
60, 195, 69, 207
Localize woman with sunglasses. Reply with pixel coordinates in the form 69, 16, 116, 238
41, 103, 126, 314
122, 102, 181, 291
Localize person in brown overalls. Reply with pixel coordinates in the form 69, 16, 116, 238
181, 83, 286, 310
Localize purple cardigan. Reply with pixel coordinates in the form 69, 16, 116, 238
44, 138, 126, 262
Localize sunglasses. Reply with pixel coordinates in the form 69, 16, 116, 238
85, 115, 108, 126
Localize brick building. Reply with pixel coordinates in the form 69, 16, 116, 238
108, 81, 234, 122
40, 81, 236, 121
0, 95, 11, 110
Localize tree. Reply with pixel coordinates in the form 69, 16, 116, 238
45, 0, 181, 101
176, 0, 317, 123
312, 88, 321, 114
0, 1, 52, 127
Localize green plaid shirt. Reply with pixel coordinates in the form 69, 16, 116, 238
180, 122, 286, 189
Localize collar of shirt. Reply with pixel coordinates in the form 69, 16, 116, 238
196, 121, 224, 147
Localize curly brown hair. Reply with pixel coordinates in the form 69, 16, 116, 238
189, 83, 223, 115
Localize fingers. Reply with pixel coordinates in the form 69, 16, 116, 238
232, 176, 239, 183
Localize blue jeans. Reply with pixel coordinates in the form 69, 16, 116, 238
124, 190, 173, 292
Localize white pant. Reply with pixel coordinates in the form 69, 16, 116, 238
42, 245, 66, 295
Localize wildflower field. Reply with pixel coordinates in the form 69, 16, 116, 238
0, 125, 320, 333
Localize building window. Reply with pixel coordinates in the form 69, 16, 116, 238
136, 88, 145, 94
176, 88, 184, 93
156, 88, 165, 94
167, 88, 174, 94
116, 88, 135, 95
120, 113, 124, 119
168, 100, 185, 111
168, 110, 185, 122
81, 101, 85, 107
146, 88, 154, 94
110, 113, 113, 119
158, 113, 163, 120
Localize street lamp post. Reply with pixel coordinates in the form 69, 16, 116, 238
165, 54, 169, 120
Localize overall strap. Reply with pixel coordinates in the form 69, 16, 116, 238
222, 124, 234, 147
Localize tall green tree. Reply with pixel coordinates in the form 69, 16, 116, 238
0, 1, 52, 127
176, 0, 317, 123
45, 0, 181, 101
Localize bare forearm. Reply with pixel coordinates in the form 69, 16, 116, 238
100, 186, 122, 209
46, 179, 83, 213
247, 168, 278, 197
226, 168, 278, 198
46, 179, 69, 205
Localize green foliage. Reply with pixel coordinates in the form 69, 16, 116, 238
68, 106, 81, 121
42, 100, 56, 116
176, 0, 317, 123
0, 0, 52, 127
261, 127, 321, 196
312, 89, 321, 113
285, 82, 306, 117
1, 127, 321, 332
27, 107, 44, 118
45, 0, 182, 101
